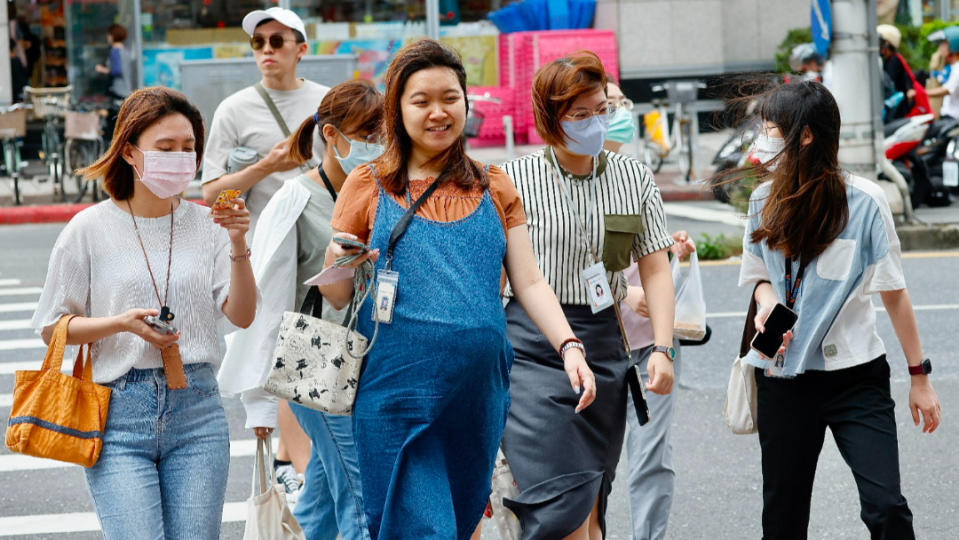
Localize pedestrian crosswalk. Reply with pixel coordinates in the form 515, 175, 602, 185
0, 277, 258, 537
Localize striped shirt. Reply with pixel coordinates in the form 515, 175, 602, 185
503, 148, 673, 305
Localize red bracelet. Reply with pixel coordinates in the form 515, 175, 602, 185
558, 337, 584, 356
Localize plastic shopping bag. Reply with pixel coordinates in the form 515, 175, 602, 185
671, 252, 707, 340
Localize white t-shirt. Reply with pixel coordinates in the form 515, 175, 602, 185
31, 200, 238, 384
202, 79, 330, 222
939, 61, 959, 119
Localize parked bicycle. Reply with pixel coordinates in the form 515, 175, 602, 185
64, 101, 108, 202
24, 85, 71, 201
0, 104, 28, 205
642, 80, 706, 182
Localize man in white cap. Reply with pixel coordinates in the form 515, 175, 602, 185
201, 7, 329, 225
202, 6, 326, 504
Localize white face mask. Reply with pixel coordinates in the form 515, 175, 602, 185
133, 146, 197, 199
752, 133, 785, 169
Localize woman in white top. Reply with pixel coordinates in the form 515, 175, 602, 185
32, 87, 257, 539
499, 51, 676, 540
738, 80, 941, 539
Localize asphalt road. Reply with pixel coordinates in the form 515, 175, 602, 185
0, 219, 956, 539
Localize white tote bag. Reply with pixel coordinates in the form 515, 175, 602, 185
722, 287, 762, 435
723, 356, 758, 434
671, 252, 707, 340
243, 438, 307, 540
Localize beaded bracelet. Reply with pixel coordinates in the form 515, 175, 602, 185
230, 248, 251, 262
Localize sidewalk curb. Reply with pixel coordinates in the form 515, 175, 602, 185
896, 224, 959, 251
660, 188, 715, 202
0, 203, 94, 225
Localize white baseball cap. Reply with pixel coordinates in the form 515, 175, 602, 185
242, 8, 307, 44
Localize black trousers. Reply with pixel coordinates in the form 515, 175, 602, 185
755, 357, 914, 540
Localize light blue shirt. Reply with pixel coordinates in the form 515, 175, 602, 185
739, 175, 906, 376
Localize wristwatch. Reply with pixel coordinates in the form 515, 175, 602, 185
908, 358, 932, 376
652, 345, 676, 361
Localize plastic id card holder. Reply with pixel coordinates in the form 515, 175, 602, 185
582, 262, 614, 314
373, 270, 398, 324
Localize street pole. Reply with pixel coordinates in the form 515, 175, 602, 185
0, 7, 11, 105
426, 0, 440, 41
829, 0, 881, 179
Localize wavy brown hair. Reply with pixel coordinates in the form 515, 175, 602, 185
532, 51, 608, 147
79, 87, 204, 201
747, 81, 848, 264
287, 79, 383, 164
372, 39, 484, 194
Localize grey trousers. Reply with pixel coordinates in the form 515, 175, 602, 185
625, 340, 681, 540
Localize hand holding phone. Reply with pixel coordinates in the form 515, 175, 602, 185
751, 303, 798, 359
144, 315, 178, 335
332, 236, 369, 252
211, 189, 242, 212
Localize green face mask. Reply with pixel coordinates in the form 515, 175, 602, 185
606, 107, 635, 144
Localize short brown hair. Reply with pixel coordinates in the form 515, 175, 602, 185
80, 87, 204, 200
288, 79, 384, 164
532, 51, 608, 147
373, 39, 485, 194
107, 24, 127, 43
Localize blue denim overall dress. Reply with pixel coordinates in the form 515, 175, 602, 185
353, 169, 513, 539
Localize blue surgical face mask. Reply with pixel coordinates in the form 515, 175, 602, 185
332, 126, 385, 175
606, 107, 635, 145
561, 113, 609, 157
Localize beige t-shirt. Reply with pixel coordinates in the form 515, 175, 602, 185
202, 79, 330, 223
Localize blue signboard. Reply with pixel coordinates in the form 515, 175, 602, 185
811, 0, 832, 57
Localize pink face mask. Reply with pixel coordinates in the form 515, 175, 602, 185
133, 147, 197, 199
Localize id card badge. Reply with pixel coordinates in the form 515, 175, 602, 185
766, 353, 785, 377
373, 270, 398, 324
582, 262, 614, 314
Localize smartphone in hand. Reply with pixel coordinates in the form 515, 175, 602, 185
751, 303, 798, 358
144, 315, 178, 335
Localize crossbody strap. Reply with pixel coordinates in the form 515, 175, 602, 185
254, 83, 291, 137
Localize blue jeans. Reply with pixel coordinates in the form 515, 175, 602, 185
289, 403, 370, 540
84, 364, 230, 540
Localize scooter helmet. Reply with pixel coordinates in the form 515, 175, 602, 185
928, 26, 959, 54
789, 43, 822, 72
877, 24, 902, 49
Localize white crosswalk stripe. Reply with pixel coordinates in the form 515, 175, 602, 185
0, 279, 21, 287
0, 338, 44, 351
0, 301, 37, 313
0, 502, 249, 536
0, 318, 32, 331
0, 393, 10, 407
0, 287, 43, 297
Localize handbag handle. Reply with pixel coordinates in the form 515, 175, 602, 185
739, 282, 764, 358
40, 314, 76, 374
251, 436, 276, 497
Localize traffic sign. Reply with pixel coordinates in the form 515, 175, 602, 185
811, 0, 832, 58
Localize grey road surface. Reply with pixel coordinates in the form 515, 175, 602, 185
0, 219, 955, 539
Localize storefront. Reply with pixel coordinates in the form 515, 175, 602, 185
48, 0, 508, 103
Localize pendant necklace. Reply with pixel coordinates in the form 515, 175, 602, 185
127, 199, 175, 323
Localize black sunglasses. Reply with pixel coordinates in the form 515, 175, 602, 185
250, 34, 297, 51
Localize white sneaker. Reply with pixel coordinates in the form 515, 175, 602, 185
275, 464, 304, 506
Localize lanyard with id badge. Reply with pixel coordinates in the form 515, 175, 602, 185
548, 148, 651, 424
372, 178, 444, 324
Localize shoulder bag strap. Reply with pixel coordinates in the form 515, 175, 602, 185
739, 282, 765, 357
254, 83, 291, 137
300, 286, 323, 319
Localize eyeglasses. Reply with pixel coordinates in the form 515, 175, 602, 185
608, 97, 634, 112
563, 104, 614, 122
250, 34, 298, 51
334, 125, 382, 148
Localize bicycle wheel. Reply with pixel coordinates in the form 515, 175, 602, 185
66, 139, 102, 203
643, 142, 664, 173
